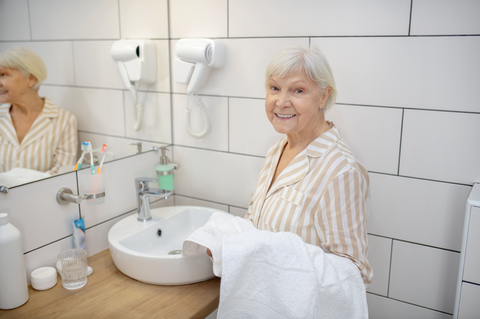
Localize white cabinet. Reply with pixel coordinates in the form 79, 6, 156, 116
454, 183, 480, 319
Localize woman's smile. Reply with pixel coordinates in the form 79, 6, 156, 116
275, 113, 296, 119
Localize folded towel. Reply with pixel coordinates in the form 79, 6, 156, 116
0, 168, 50, 187
183, 213, 368, 319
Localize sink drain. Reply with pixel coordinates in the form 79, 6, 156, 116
168, 250, 182, 255
156, 229, 162, 238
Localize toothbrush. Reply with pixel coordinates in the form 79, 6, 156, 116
85, 142, 95, 174
97, 144, 108, 174
74, 142, 88, 170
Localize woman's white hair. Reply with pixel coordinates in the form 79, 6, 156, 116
265, 44, 337, 113
0, 46, 47, 90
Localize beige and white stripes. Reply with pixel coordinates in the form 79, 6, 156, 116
0, 98, 77, 175
245, 124, 373, 288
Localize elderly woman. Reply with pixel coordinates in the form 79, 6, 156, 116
0, 47, 77, 175
245, 44, 373, 288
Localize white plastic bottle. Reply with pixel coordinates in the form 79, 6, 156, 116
0, 213, 29, 309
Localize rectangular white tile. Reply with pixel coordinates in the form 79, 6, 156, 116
0, 0, 31, 41
169, 0, 227, 38
85, 213, 133, 257
389, 241, 460, 314
367, 293, 452, 319
173, 146, 265, 208
369, 174, 471, 251
367, 235, 391, 296
0, 41, 75, 86
229, 206, 247, 218
171, 38, 309, 98
312, 37, 480, 113
119, 0, 169, 39
400, 110, 480, 185
458, 282, 480, 319
73, 41, 124, 89
229, 97, 283, 157
174, 195, 229, 212
229, 0, 410, 37
39, 86, 125, 137
411, 0, 480, 35
78, 133, 168, 164
327, 105, 403, 174
172, 94, 228, 151
0, 172, 79, 253
24, 237, 73, 285
125, 91, 172, 144
29, 0, 120, 40
79, 151, 159, 228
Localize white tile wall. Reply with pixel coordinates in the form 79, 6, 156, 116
367, 294, 453, 319
389, 241, 460, 314
0, 172, 79, 253
172, 94, 229, 151
400, 110, 480, 185
174, 146, 265, 207
229, 0, 411, 37
229, 97, 283, 157
24, 237, 73, 285
326, 105, 403, 174
174, 195, 229, 212
119, 0, 169, 39
229, 206, 247, 218
367, 235, 392, 296
78, 151, 159, 228
369, 173, 470, 251
312, 37, 480, 113
0, 0, 30, 41
0, 42, 75, 86
171, 38, 310, 98
1, 1, 478, 316
169, 0, 228, 38
124, 91, 172, 144
29, 0, 120, 40
39, 86, 126, 137
411, 0, 480, 35
73, 41, 124, 89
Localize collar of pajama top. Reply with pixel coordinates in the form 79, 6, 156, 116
0, 98, 59, 152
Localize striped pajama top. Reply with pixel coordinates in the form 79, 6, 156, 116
245, 124, 373, 288
0, 98, 77, 175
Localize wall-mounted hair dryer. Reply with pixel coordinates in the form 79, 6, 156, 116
111, 39, 156, 131
173, 39, 226, 139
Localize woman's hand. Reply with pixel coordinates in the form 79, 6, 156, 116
207, 249, 212, 258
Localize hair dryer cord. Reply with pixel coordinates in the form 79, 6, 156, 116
185, 96, 210, 139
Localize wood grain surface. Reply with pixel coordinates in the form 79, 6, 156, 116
0, 249, 220, 319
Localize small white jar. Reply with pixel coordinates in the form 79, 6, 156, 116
31, 267, 57, 290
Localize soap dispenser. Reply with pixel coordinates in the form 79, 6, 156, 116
156, 147, 175, 191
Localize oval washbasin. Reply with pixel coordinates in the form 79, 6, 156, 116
108, 206, 226, 285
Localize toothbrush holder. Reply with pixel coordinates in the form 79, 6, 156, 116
80, 171, 105, 206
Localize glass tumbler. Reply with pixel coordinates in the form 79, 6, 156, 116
56, 249, 88, 290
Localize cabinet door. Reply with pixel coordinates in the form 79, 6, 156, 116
458, 282, 480, 319
464, 207, 480, 284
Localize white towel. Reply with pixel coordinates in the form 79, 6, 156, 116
183, 213, 368, 319
0, 168, 50, 187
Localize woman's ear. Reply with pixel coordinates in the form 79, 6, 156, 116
28, 74, 37, 88
319, 86, 332, 110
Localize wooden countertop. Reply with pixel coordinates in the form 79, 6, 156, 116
0, 249, 220, 319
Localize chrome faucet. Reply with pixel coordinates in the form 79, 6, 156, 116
135, 177, 172, 222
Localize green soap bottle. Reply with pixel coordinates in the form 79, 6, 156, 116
156, 146, 175, 191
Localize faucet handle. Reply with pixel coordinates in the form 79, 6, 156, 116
135, 177, 158, 191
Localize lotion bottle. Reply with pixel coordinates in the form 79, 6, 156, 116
156, 147, 175, 191
0, 213, 29, 309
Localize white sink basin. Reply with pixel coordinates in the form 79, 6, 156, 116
108, 206, 225, 285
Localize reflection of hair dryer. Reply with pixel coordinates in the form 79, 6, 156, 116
110, 40, 156, 131
173, 39, 226, 139
174, 39, 225, 96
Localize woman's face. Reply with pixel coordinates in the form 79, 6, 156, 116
0, 66, 36, 105
265, 70, 330, 140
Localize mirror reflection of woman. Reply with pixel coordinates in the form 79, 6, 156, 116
0, 47, 77, 175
